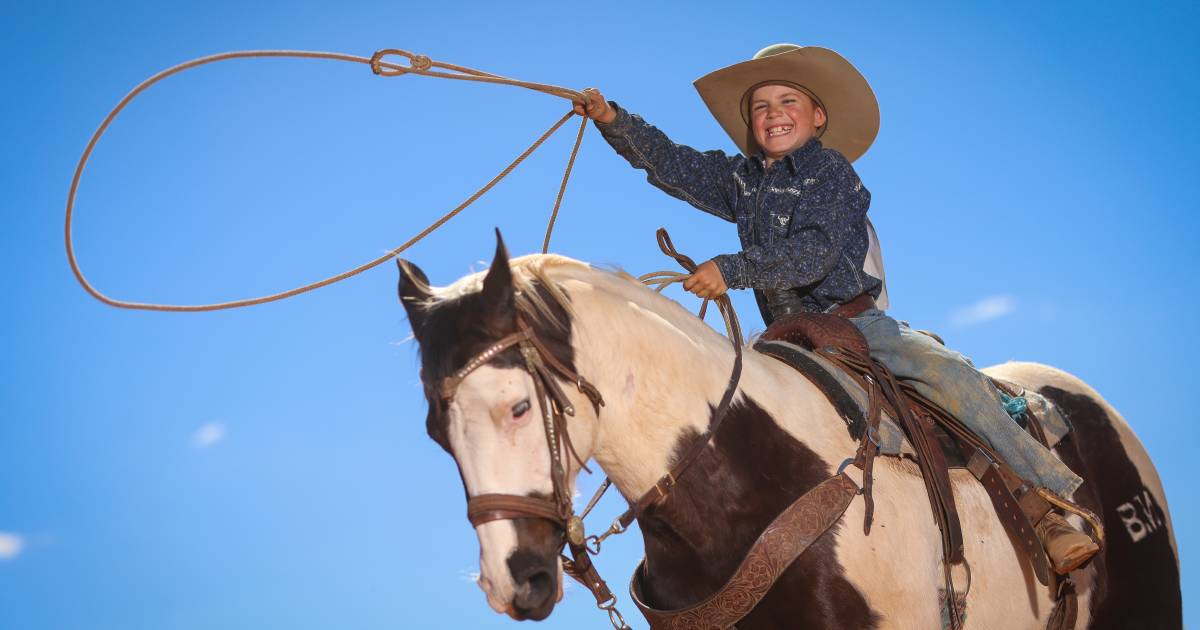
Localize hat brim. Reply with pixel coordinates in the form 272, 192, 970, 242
693, 47, 880, 162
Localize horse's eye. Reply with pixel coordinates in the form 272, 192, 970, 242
512, 399, 531, 418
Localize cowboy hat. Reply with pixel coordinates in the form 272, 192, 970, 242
694, 44, 880, 162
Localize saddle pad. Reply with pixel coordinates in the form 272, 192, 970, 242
754, 341, 1071, 457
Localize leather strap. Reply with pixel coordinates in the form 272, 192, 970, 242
440, 329, 531, 401
855, 373, 884, 534
819, 348, 965, 565
618, 339, 743, 530
564, 541, 618, 606
1046, 576, 1078, 630
629, 473, 860, 630
829, 293, 876, 318
966, 450, 1052, 585
811, 347, 967, 629
467, 493, 563, 527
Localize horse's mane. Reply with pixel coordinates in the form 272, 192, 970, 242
419, 254, 605, 331
418, 252, 728, 353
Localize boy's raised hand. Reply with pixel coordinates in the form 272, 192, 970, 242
573, 88, 617, 124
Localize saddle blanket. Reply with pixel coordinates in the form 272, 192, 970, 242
761, 340, 1072, 457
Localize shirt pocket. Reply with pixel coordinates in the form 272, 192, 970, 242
767, 210, 793, 239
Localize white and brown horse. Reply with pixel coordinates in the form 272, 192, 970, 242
396, 238, 1180, 629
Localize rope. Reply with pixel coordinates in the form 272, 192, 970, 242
638, 229, 744, 348
65, 49, 586, 312
542, 115, 588, 254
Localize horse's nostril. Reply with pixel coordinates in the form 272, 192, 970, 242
512, 570, 555, 620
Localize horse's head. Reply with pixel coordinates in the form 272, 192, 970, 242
397, 233, 599, 621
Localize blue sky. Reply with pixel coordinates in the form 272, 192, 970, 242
2, 1, 1196, 628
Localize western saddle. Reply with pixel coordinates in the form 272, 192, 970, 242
755, 310, 1104, 630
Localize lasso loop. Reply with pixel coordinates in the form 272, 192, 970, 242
66, 48, 589, 312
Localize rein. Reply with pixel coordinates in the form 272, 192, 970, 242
65, 48, 588, 312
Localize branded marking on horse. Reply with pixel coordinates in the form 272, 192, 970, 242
1115, 487, 1168, 544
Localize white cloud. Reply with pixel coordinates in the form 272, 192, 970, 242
0, 532, 24, 560
949, 295, 1017, 327
193, 422, 227, 449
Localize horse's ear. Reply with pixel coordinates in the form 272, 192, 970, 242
397, 258, 433, 335
480, 229, 516, 333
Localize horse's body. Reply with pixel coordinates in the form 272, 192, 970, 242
398, 245, 1180, 629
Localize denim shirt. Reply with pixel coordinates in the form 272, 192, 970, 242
596, 103, 882, 323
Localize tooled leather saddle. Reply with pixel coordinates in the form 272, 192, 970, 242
754, 311, 1078, 616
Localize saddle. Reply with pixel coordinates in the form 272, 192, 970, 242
755, 311, 1090, 628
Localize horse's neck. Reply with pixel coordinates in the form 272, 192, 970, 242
563, 274, 743, 501
563, 272, 849, 494
557, 269, 856, 597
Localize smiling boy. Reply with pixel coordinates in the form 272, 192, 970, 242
576, 63, 879, 322
576, 43, 1099, 575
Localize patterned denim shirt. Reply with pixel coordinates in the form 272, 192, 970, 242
596, 103, 882, 321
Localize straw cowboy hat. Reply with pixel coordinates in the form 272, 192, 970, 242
694, 43, 880, 162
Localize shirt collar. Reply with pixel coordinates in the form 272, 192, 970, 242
752, 136, 823, 173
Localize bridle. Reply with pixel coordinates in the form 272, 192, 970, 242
445, 317, 601, 536
438, 315, 627, 627
438, 286, 745, 630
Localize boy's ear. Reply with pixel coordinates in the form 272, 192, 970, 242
479, 229, 516, 334
396, 258, 434, 337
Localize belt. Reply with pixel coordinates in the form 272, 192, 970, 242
829, 293, 877, 318
765, 289, 877, 320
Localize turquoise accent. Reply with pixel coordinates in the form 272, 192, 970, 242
847, 310, 1083, 499
999, 391, 1028, 420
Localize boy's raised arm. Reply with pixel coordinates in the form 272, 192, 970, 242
575, 88, 740, 223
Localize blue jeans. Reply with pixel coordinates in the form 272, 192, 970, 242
848, 309, 1083, 499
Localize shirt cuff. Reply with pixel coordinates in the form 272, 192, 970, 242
712, 254, 747, 290
593, 101, 633, 135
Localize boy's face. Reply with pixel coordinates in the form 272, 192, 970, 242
749, 84, 827, 160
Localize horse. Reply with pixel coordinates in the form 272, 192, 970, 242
395, 236, 1181, 629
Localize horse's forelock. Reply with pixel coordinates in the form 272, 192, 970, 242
422, 254, 583, 332
412, 255, 587, 447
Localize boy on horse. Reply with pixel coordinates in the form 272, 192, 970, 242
574, 43, 1098, 574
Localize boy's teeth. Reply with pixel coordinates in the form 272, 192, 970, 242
768, 126, 793, 137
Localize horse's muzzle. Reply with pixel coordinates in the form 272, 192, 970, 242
507, 549, 558, 620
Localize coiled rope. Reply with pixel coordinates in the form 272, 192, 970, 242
65, 48, 588, 312
639, 228, 744, 348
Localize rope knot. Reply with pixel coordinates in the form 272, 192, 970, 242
369, 49, 433, 76
410, 54, 433, 71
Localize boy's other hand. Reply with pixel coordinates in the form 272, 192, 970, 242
573, 88, 617, 124
683, 260, 728, 300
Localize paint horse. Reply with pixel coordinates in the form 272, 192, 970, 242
396, 238, 1181, 629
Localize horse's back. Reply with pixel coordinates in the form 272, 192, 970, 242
983, 361, 1182, 629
